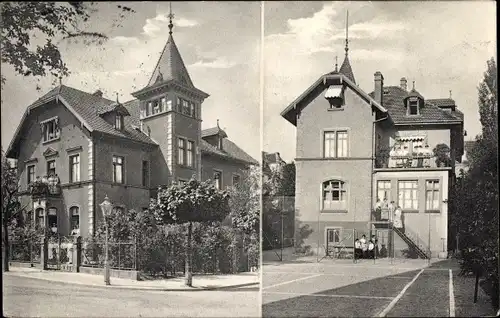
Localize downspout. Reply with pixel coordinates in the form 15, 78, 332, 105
371, 113, 389, 226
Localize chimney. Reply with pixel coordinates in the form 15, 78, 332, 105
93, 89, 103, 98
400, 77, 407, 91
374, 72, 384, 106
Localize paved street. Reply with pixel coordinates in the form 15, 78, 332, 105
3, 275, 259, 317
262, 258, 495, 317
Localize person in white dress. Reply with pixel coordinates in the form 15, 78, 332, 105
393, 206, 403, 231
360, 235, 367, 259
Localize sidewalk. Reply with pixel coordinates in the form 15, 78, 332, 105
4, 266, 259, 291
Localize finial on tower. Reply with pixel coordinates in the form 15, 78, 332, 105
345, 10, 349, 56
449, 90, 452, 99
412, 81, 415, 90
217, 119, 220, 128
168, 2, 175, 35
116, 92, 119, 103
335, 56, 338, 72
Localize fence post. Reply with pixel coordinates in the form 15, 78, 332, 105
73, 236, 81, 272
118, 241, 121, 271
40, 236, 48, 270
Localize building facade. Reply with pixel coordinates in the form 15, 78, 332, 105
282, 44, 464, 258
6, 21, 257, 239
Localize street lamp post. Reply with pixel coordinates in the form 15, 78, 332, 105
100, 195, 113, 286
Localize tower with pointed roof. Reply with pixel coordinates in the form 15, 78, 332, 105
131, 5, 209, 185
338, 10, 356, 84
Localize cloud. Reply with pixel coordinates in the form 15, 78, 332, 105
142, 13, 199, 37
110, 36, 140, 46
189, 57, 237, 69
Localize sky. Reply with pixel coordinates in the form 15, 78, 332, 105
1, 1, 261, 160
1, 2, 497, 164
263, 1, 497, 162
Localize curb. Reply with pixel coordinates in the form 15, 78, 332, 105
4, 272, 259, 292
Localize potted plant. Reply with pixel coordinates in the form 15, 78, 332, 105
433, 143, 452, 167
376, 144, 391, 168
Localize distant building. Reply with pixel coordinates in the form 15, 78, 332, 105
455, 140, 476, 175
263, 152, 286, 174
5, 17, 257, 238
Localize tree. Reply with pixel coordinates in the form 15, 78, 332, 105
477, 58, 498, 143
277, 162, 296, 197
149, 178, 230, 286
229, 165, 260, 235
453, 57, 499, 311
0, 2, 135, 89
2, 150, 25, 272
229, 166, 260, 270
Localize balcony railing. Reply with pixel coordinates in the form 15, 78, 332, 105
375, 154, 451, 169
29, 175, 61, 197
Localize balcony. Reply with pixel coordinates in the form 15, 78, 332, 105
29, 175, 61, 198
375, 154, 452, 169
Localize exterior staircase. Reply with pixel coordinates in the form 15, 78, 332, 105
393, 226, 430, 259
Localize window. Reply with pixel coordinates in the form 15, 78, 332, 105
42, 117, 60, 143
142, 160, 149, 187
152, 100, 160, 114
190, 102, 195, 117
425, 180, 440, 211
115, 114, 123, 130
112, 156, 124, 184
327, 228, 341, 245
186, 141, 194, 167
232, 174, 241, 186
178, 138, 186, 165
182, 100, 190, 115
377, 180, 391, 202
214, 170, 222, 189
322, 180, 347, 210
69, 154, 80, 183
70, 206, 79, 231
177, 97, 181, 112
47, 160, 56, 176
27, 165, 35, 184
408, 99, 419, 115
36, 208, 44, 229
398, 180, 418, 210
166, 100, 172, 112
324, 130, 348, 158
48, 208, 57, 232
147, 102, 152, 116
160, 97, 167, 113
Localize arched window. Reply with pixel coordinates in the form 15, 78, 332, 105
70, 207, 80, 233
322, 180, 347, 210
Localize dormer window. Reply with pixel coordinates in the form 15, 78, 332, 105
115, 114, 124, 130
324, 85, 344, 109
409, 99, 419, 115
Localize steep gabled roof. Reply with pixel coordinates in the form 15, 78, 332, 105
281, 73, 387, 126
6, 86, 156, 158
200, 138, 258, 165
369, 86, 462, 125
146, 34, 194, 89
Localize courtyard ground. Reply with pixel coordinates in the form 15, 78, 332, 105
262, 256, 495, 317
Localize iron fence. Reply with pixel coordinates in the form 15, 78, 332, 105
9, 239, 41, 263
81, 241, 137, 271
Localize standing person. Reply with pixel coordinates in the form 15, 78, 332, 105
367, 238, 375, 259
394, 206, 403, 232
354, 238, 362, 260
371, 234, 379, 258
381, 198, 389, 221
360, 235, 367, 259
388, 200, 395, 223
